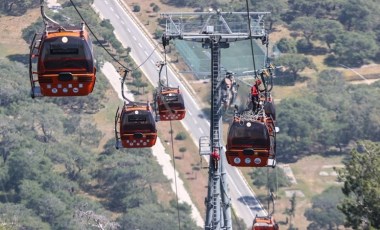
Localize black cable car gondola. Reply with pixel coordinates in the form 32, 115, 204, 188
154, 61, 186, 121
226, 109, 276, 167
115, 71, 157, 149
29, 1, 96, 98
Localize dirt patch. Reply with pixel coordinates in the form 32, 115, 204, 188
239, 155, 345, 229
0, 8, 41, 57
156, 120, 209, 217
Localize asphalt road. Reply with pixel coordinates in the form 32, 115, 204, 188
93, 0, 267, 227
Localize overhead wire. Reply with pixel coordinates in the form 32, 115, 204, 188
68, 0, 130, 71
245, 0, 258, 78
163, 47, 182, 230
169, 120, 181, 230
68, 0, 160, 73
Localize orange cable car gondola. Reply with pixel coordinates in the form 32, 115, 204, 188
252, 192, 279, 230
154, 61, 186, 121
115, 71, 157, 149
155, 86, 186, 121
252, 215, 279, 230
226, 104, 277, 167
29, 2, 96, 98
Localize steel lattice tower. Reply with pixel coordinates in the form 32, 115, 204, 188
161, 11, 269, 229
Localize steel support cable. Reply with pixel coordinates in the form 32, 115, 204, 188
169, 120, 181, 230
69, 0, 159, 73
68, 0, 131, 71
245, 0, 258, 78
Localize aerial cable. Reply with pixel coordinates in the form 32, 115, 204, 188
68, 0, 131, 72
40, 0, 60, 27
245, 0, 258, 78
130, 43, 160, 72
169, 120, 182, 230
164, 46, 169, 86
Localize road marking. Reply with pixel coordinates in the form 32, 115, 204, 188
110, 7, 114, 12
116, 15, 120, 19
193, 119, 198, 124
198, 127, 204, 134
150, 60, 155, 65
104, 0, 108, 4
127, 28, 131, 33
132, 36, 136, 41
227, 173, 256, 218
120, 21, 124, 25
144, 51, 149, 56
138, 43, 142, 48
188, 110, 192, 116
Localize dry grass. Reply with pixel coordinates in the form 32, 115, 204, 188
240, 155, 344, 229
156, 120, 209, 217
0, 8, 40, 57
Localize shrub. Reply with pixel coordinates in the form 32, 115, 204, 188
133, 4, 141, 12
175, 132, 187, 140
276, 38, 297, 53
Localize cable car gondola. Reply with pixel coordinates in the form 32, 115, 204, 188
114, 71, 157, 149
155, 87, 186, 121
115, 103, 157, 148
29, 2, 96, 98
252, 192, 279, 230
154, 61, 186, 121
252, 215, 279, 230
225, 109, 276, 167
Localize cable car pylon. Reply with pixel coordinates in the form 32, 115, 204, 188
161, 10, 269, 229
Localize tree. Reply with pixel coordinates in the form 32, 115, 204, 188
288, 0, 323, 17
175, 132, 187, 140
314, 19, 344, 51
332, 31, 378, 67
338, 0, 373, 32
276, 38, 297, 53
284, 193, 297, 227
250, 167, 291, 191
132, 4, 140, 12
309, 69, 351, 150
0, 203, 50, 229
152, 4, 160, 12
290, 17, 320, 47
276, 97, 327, 159
337, 141, 380, 229
250, 0, 286, 30
305, 186, 345, 229
275, 54, 316, 82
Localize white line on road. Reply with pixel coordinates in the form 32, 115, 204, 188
227, 173, 256, 219
193, 119, 198, 124
132, 36, 136, 41
110, 7, 114, 11
127, 28, 131, 33
120, 20, 124, 25
198, 127, 204, 134
104, 0, 108, 4
150, 60, 155, 65
188, 110, 192, 116
144, 51, 149, 56
116, 15, 120, 19
138, 43, 142, 48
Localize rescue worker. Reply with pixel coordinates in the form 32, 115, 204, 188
251, 79, 261, 112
